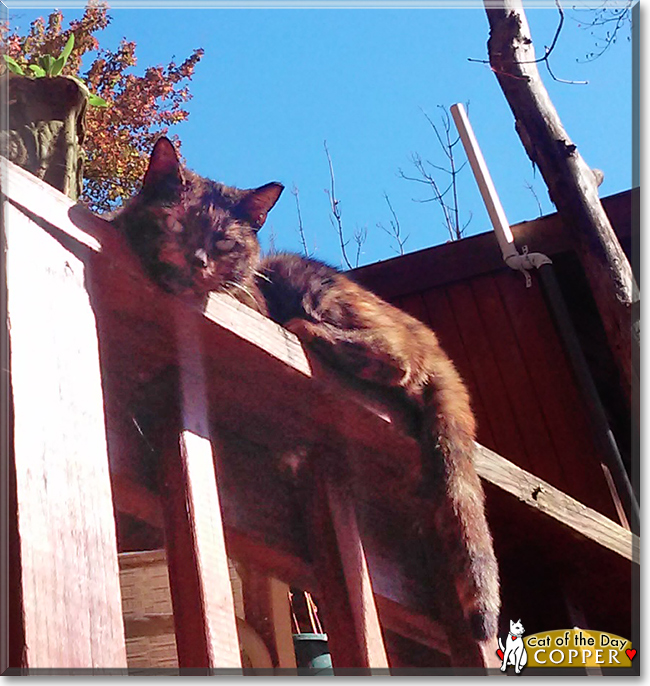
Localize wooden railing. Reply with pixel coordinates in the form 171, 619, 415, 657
2, 158, 637, 673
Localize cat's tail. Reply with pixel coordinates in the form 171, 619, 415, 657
418, 361, 500, 642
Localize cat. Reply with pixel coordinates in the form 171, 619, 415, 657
498, 619, 528, 673
112, 137, 500, 641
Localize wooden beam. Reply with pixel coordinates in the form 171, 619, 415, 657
474, 442, 639, 562
4, 197, 127, 669
3, 159, 635, 560
111, 473, 164, 530
2, 160, 634, 671
159, 311, 242, 671
1, 158, 102, 252
375, 596, 449, 656
268, 578, 299, 669
305, 454, 389, 674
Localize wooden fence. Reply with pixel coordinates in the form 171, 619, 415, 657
2, 158, 638, 674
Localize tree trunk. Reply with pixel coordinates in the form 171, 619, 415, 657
484, 0, 638, 407
0, 75, 87, 201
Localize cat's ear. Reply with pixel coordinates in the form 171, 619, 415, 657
238, 182, 284, 230
142, 137, 182, 190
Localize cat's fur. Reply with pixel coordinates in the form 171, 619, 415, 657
113, 137, 500, 641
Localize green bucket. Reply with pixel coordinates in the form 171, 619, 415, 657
292, 633, 334, 675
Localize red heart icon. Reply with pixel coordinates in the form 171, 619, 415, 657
626, 649, 636, 661
496, 648, 504, 660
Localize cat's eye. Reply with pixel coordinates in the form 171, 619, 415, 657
214, 239, 237, 251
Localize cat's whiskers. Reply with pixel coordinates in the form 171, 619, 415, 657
224, 279, 256, 303
253, 269, 272, 283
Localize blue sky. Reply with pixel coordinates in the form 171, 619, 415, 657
5, 3, 636, 268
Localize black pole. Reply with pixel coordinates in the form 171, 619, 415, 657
536, 263, 639, 533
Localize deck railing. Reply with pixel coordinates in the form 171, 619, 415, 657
2, 158, 636, 674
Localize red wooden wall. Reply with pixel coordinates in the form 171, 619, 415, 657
353, 190, 635, 522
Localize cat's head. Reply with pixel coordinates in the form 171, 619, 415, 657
116, 137, 283, 296
509, 619, 525, 636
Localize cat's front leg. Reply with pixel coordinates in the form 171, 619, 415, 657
284, 318, 406, 386
516, 647, 527, 673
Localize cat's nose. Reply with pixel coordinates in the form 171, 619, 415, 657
194, 248, 208, 267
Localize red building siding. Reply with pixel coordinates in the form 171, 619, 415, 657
353, 190, 635, 522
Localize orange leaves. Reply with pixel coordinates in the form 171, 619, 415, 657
2, 3, 203, 212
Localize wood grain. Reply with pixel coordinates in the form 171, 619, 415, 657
2, 158, 635, 669
306, 468, 389, 672
4, 198, 127, 669
160, 312, 242, 670
474, 443, 639, 563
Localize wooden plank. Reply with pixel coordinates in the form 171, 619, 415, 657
445, 281, 531, 470
4, 199, 127, 669
469, 273, 566, 489
375, 596, 449, 656
415, 288, 498, 450
324, 477, 390, 671
268, 578, 298, 669
1, 158, 101, 252
306, 458, 389, 673
494, 270, 619, 517
204, 292, 311, 376
160, 311, 242, 671
474, 442, 639, 562
111, 473, 164, 530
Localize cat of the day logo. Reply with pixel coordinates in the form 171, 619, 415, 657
497, 621, 636, 673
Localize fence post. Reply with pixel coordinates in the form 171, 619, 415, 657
306, 449, 390, 674
159, 309, 242, 672
3, 195, 127, 671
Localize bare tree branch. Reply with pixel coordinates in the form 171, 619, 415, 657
524, 180, 544, 218
571, 0, 632, 62
291, 184, 311, 257
323, 139, 354, 270
399, 106, 471, 241
353, 225, 367, 268
377, 192, 408, 256
266, 225, 278, 255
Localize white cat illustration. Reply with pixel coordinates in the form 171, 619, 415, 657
499, 619, 528, 674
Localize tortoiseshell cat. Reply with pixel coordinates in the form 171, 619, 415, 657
113, 138, 500, 641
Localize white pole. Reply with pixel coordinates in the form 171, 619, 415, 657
450, 103, 517, 258
450, 102, 551, 276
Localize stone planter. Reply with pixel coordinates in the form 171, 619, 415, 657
1, 74, 87, 200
